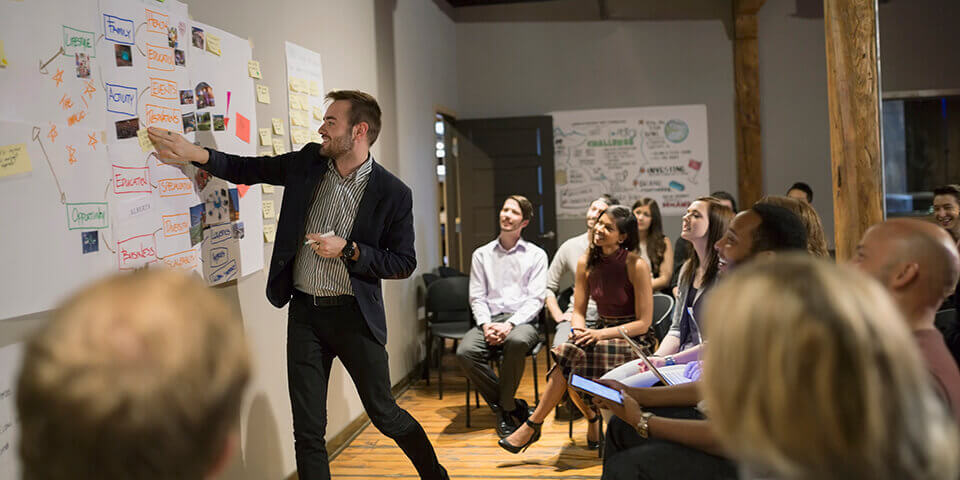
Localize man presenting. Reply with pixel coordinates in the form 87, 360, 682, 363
148, 90, 447, 480
457, 195, 547, 438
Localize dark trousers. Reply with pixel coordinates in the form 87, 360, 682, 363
455, 314, 539, 412
288, 293, 446, 480
603, 407, 738, 480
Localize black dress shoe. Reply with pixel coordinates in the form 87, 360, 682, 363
555, 398, 584, 421
491, 403, 518, 438
509, 398, 532, 425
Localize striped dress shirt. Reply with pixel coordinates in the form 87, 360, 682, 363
293, 155, 373, 297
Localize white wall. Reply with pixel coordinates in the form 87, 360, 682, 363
0, 1, 456, 479
455, 19, 739, 251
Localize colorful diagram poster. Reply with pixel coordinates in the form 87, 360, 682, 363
552, 105, 709, 217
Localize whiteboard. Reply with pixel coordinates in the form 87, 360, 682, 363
552, 105, 709, 217
0, 0, 264, 319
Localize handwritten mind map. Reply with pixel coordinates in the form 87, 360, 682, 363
552, 105, 709, 217
0, 0, 264, 320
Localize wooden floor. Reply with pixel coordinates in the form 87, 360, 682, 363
329, 343, 604, 479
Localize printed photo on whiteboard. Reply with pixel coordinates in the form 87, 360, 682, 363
179, 89, 194, 105
81, 231, 99, 254
232, 221, 245, 240
167, 26, 178, 48
196, 111, 211, 131
115, 44, 132, 67
115, 118, 139, 139
191, 26, 204, 49
174, 49, 185, 66
75, 52, 90, 78
213, 114, 225, 131
182, 112, 196, 133
195, 82, 214, 109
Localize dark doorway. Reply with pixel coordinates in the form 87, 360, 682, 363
451, 116, 557, 273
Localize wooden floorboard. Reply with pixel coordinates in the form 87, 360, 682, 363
329, 342, 604, 479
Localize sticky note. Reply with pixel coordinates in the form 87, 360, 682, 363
309, 80, 319, 96
271, 118, 284, 135
288, 93, 301, 110
262, 200, 275, 218
262, 184, 275, 194
290, 110, 306, 127
299, 94, 311, 111
272, 139, 286, 155
291, 130, 307, 145
235, 113, 250, 143
256, 84, 270, 104
0, 143, 32, 178
259, 149, 274, 156
263, 223, 276, 243
205, 33, 222, 56
136, 129, 154, 152
313, 107, 324, 121
288, 77, 301, 92
258, 127, 271, 146
247, 60, 261, 79
311, 130, 322, 143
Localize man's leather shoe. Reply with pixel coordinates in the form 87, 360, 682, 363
491, 403, 517, 438
509, 398, 532, 425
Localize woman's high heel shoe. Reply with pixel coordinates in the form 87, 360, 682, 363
587, 410, 605, 456
498, 419, 542, 454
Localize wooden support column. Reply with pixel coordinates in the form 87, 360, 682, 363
823, 0, 884, 261
733, 0, 765, 210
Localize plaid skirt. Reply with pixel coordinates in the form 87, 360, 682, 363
550, 316, 657, 380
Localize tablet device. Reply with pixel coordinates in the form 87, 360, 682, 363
569, 373, 623, 405
618, 328, 673, 386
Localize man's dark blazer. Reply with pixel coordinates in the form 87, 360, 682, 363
199, 143, 416, 345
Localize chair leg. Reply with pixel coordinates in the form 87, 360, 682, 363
474, 389, 480, 409
438, 347, 444, 400
465, 378, 471, 428
532, 351, 540, 406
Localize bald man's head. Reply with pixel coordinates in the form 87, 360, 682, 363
853, 219, 960, 311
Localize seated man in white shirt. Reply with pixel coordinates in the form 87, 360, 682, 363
456, 195, 548, 439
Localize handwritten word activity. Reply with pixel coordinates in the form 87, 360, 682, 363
0, 0, 263, 320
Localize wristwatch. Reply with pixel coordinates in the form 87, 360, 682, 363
340, 241, 356, 260
664, 355, 676, 366
635, 411, 654, 438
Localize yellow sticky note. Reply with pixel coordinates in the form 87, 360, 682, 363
291, 129, 308, 145
272, 139, 287, 155
298, 93, 310, 111
205, 33, 222, 56
263, 223, 277, 243
288, 93, 301, 110
309, 80, 319, 96
136, 129, 154, 152
259, 149, 274, 157
271, 118, 284, 135
247, 60, 261, 79
262, 200, 276, 218
256, 84, 270, 104
311, 130, 322, 143
261, 184, 275, 194
290, 110, 306, 127
313, 107, 324, 121
0, 143, 32, 178
288, 77, 299, 92
258, 128, 271, 146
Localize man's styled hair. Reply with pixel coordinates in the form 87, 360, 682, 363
788, 182, 814, 202
758, 195, 830, 258
325, 90, 382, 146
711, 190, 738, 213
17, 270, 251, 480
934, 184, 960, 205
597, 193, 620, 206
750, 203, 808, 254
507, 194, 534, 222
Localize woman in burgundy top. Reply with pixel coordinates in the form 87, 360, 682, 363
500, 205, 654, 455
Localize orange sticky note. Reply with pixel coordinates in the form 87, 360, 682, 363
235, 113, 250, 143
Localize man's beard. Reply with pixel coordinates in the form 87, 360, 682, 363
321, 132, 353, 158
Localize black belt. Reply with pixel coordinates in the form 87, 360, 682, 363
294, 290, 355, 307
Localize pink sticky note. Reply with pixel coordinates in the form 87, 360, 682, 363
237, 185, 250, 198
235, 113, 250, 143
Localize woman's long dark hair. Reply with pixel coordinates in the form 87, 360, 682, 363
632, 198, 666, 277
679, 197, 734, 288
587, 205, 638, 271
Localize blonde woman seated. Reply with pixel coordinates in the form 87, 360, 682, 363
702, 256, 959, 480
499, 205, 655, 454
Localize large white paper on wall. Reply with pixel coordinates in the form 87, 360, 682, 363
552, 105, 709, 217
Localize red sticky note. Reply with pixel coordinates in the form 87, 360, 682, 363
237, 184, 250, 197
235, 113, 250, 143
